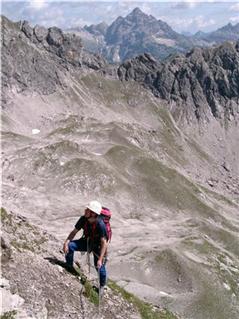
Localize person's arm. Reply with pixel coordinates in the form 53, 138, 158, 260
63, 216, 85, 253
97, 237, 108, 268
63, 228, 79, 254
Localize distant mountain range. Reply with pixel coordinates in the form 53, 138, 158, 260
194, 22, 239, 44
67, 7, 239, 63
2, 14, 238, 125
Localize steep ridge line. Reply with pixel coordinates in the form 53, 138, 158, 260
2, 15, 239, 124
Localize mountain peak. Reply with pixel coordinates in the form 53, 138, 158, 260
126, 7, 155, 21
218, 22, 239, 32
84, 21, 108, 36
129, 7, 144, 16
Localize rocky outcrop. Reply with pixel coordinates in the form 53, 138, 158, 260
117, 53, 160, 82
1, 208, 179, 319
104, 7, 191, 62
34, 24, 48, 42
106, 8, 179, 45
68, 7, 193, 63
194, 23, 239, 44
64, 9, 239, 64
1, 15, 106, 95
118, 42, 239, 122
84, 22, 108, 37
2, 14, 239, 123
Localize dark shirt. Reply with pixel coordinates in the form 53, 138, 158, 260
91, 217, 108, 252
75, 216, 107, 252
75, 216, 87, 230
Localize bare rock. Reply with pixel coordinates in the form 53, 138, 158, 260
118, 42, 239, 123
47, 27, 64, 47
34, 25, 48, 42
207, 180, 215, 187
21, 20, 33, 38
222, 162, 230, 172
1, 237, 12, 264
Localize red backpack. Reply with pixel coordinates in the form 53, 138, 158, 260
83, 207, 112, 242
101, 207, 112, 242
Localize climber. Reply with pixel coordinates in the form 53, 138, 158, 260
63, 200, 108, 289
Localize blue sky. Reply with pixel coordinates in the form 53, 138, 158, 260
1, 1, 239, 34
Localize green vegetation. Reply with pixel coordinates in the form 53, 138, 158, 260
187, 139, 211, 162
1, 207, 48, 253
182, 237, 216, 255
0, 310, 17, 319
192, 280, 234, 319
10, 236, 48, 253
134, 157, 220, 218
214, 254, 239, 296
74, 264, 99, 305
202, 224, 239, 257
157, 110, 186, 166
80, 74, 142, 106
199, 185, 238, 208
1, 207, 9, 222
108, 280, 178, 319
72, 262, 178, 317
1, 208, 17, 231
83, 279, 99, 305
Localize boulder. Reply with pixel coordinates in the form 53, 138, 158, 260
34, 25, 48, 42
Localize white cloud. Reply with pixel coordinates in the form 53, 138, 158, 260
172, 1, 197, 10
195, 16, 216, 29
32, 7, 66, 28
159, 15, 216, 31
28, 0, 48, 10
69, 17, 92, 28
229, 3, 239, 12
229, 16, 239, 24
139, 3, 153, 15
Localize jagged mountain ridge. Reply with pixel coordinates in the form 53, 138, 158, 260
84, 21, 109, 37
194, 22, 239, 44
1, 15, 239, 319
67, 7, 193, 62
1, 15, 106, 96
67, 7, 239, 63
103, 7, 191, 62
117, 43, 239, 122
2, 14, 238, 124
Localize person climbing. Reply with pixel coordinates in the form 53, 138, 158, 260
63, 200, 108, 290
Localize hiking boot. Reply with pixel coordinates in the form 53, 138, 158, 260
93, 285, 105, 297
64, 263, 79, 276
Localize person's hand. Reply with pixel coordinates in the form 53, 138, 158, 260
63, 242, 69, 254
97, 259, 102, 269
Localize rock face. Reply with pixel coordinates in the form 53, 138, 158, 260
118, 42, 239, 122
84, 22, 109, 36
1, 208, 178, 319
2, 14, 239, 124
103, 7, 192, 62
195, 23, 239, 44
1, 15, 106, 95
33, 24, 48, 42
68, 7, 193, 63
68, 8, 239, 64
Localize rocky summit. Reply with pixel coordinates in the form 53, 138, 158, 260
117, 42, 239, 122
68, 7, 193, 63
1, 14, 239, 319
68, 8, 239, 63
194, 23, 239, 45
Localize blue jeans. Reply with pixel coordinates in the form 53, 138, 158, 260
65, 238, 107, 287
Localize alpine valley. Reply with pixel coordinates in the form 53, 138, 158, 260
1, 9, 239, 319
